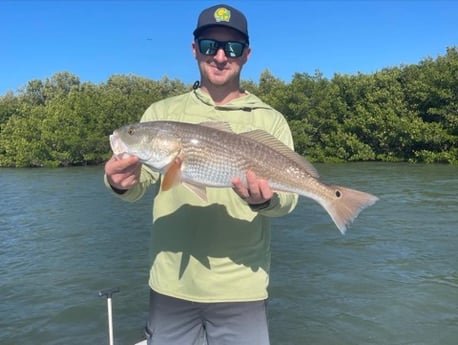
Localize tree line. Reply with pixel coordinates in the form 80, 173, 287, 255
0, 47, 456, 167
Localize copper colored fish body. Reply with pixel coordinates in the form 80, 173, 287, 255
110, 121, 378, 234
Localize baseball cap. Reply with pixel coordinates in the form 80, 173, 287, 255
193, 4, 249, 43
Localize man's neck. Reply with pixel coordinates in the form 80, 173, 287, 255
200, 83, 246, 105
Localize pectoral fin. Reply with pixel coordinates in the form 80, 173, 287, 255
162, 158, 182, 191
161, 158, 207, 202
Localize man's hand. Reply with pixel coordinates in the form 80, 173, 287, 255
232, 170, 273, 206
105, 155, 142, 191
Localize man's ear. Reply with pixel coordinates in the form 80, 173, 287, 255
192, 41, 198, 59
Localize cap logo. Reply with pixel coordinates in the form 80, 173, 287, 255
214, 7, 231, 22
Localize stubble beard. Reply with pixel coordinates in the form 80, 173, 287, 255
203, 64, 240, 88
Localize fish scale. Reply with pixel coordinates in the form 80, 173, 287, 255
180, 132, 267, 187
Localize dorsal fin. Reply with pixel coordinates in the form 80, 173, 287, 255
240, 129, 320, 178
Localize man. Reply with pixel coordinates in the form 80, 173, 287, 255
104, 4, 298, 345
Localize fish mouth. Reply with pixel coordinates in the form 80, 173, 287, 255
109, 133, 152, 162
109, 133, 128, 156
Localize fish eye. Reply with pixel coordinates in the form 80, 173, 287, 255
127, 127, 135, 135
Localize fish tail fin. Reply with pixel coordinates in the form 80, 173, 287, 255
321, 185, 379, 235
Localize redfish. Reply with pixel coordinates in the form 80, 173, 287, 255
110, 121, 378, 234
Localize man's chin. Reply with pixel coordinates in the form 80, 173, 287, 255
208, 76, 229, 86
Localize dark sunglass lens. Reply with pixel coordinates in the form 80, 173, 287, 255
225, 42, 244, 58
199, 39, 217, 56
198, 39, 245, 58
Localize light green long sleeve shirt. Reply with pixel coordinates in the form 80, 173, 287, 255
107, 89, 298, 302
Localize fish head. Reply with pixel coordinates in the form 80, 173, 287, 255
110, 123, 182, 172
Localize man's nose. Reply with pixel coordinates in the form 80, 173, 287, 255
214, 47, 228, 62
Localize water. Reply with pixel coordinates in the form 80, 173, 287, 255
1, 163, 457, 345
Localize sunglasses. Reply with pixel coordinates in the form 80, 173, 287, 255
197, 39, 247, 58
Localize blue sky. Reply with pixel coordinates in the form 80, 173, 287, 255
1, 1, 457, 95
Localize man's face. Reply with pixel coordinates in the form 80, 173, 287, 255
193, 27, 251, 88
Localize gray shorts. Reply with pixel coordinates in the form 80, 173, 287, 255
145, 290, 270, 345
